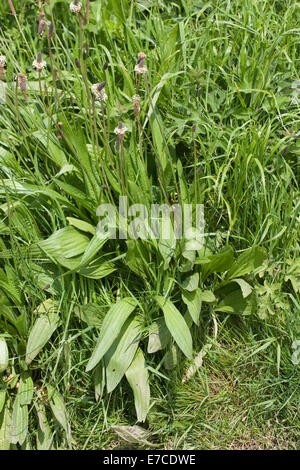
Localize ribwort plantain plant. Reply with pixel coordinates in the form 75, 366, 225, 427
0, 0, 298, 450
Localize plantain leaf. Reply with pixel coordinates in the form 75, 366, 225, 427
0, 390, 5, 414
66, 217, 96, 235
182, 288, 202, 325
86, 297, 138, 372
105, 317, 141, 393
46, 384, 71, 441
147, 318, 171, 353
39, 226, 90, 260
10, 396, 28, 445
94, 361, 106, 402
0, 401, 11, 450
164, 344, 180, 370
0, 338, 9, 373
226, 246, 267, 279
26, 307, 60, 365
180, 273, 199, 292
125, 349, 150, 422
35, 402, 54, 450
155, 296, 193, 359
18, 372, 34, 406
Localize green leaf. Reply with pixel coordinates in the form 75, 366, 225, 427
201, 290, 216, 303
18, 372, 34, 406
74, 233, 110, 271
227, 246, 267, 279
180, 273, 199, 292
86, 297, 138, 372
155, 296, 193, 359
26, 308, 60, 365
202, 247, 234, 279
215, 290, 256, 315
39, 226, 90, 261
0, 338, 9, 373
74, 304, 103, 328
10, 396, 28, 445
230, 278, 253, 298
158, 221, 176, 270
66, 217, 96, 235
164, 344, 180, 370
46, 384, 71, 441
125, 349, 150, 422
147, 318, 171, 353
182, 288, 202, 325
0, 390, 5, 414
105, 317, 141, 393
94, 361, 106, 402
35, 402, 54, 450
0, 401, 11, 450
78, 260, 116, 279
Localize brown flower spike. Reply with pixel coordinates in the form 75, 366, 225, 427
16, 73, 28, 101
0, 56, 6, 80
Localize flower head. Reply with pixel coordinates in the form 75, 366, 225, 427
0, 56, 6, 67
32, 51, 47, 72
91, 82, 107, 101
70, 1, 82, 13
134, 52, 147, 74
132, 94, 140, 117
114, 121, 128, 140
15, 73, 28, 100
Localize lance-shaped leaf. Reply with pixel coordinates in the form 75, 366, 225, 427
26, 309, 60, 364
0, 390, 5, 414
10, 396, 28, 445
0, 401, 11, 450
46, 384, 71, 441
147, 318, 171, 353
35, 402, 54, 450
125, 349, 150, 422
18, 372, 34, 406
164, 344, 180, 370
94, 361, 106, 402
105, 317, 141, 393
86, 297, 138, 372
155, 296, 193, 359
39, 226, 90, 261
182, 288, 202, 325
0, 338, 9, 373
226, 246, 267, 279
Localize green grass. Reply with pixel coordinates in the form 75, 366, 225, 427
0, 0, 299, 450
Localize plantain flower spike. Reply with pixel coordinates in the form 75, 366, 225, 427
134, 52, 147, 74
32, 51, 47, 72
70, 1, 82, 13
91, 81, 108, 101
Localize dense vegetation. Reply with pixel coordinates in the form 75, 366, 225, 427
0, 0, 299, 449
